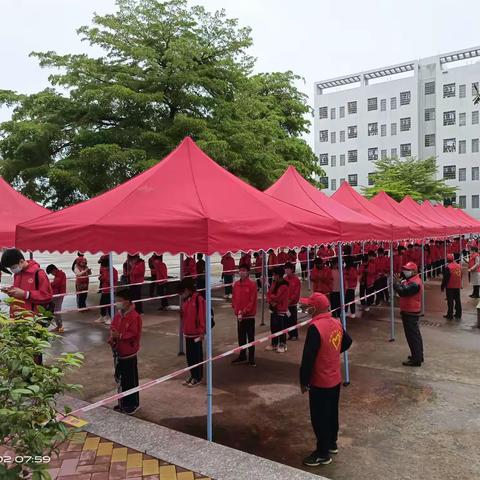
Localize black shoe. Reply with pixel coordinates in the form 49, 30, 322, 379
113, 405, 123, 412
231, 357, 248, 365
454, 316, 462, 320
402, 360, 422, 367
124, 406, 140, 415
288, 336, 298, 341
303, 451, 332, 467
328, 443, 339, 455
408, 356, 424, 363
248, 360, 257, 367
443, 315, 453, 320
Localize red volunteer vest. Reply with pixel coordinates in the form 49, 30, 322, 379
399, 274, 423, 314
309, 313, 343, 388
446, 262, 462, 289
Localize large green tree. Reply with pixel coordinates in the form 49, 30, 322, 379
0, 0, 321, 208
362, 156, 457, 202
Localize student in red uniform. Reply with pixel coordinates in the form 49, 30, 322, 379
362, 251, 377, 311
183, 255, 197, 280
441, 254, 462, 320
468, 246, 480, 298
148, 254, 159, 298
178, 278, 206, 387
98, 255, 119, 325
310, 258, 333, 295
285, 262, 301, 340
74, 256, 91, 310
107, 289, 142, 415
267, 249, 277, 286
240, 252, 252, 269
317, 245, 327, 259
266, 266, 289, 353
288, 249, 298, 265
374, 248, 390, 305
252, 252, 263, 290
299, 247, 308, 280
344, 257, 358, 319
195, 253, 206, 297
329, 257, 342, 318
277, 248, 289, 265
299, 293, 352, 467
221, 253, 236, 299
46, 264, 67, 333
154, 254, 169, 309
125, 254, 145, 314
231, 263, 257, 366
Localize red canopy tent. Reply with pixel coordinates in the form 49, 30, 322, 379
420, 201, 471, 234
0, 177, 49, 248
371, 192, 446, 237
446, 206, 480, 231
16, 138, 343, 255
264, 166, 392, 241
331, 182, 421, 239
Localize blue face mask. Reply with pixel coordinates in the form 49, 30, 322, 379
11, 265, 22, 274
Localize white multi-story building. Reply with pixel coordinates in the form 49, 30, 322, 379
314, 46, 480, 218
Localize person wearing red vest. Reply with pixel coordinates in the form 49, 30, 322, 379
46, 264, 67, 333
178, 277, 206, 387
468, 246, 480, 298
393, 262, 424, 367
441, 254, 462, 320
231, 263, 257, 366
310, 258, 333, 295
266, 266, 290, 353
374, 248, 390, 306
98, 255, 119, 324
299, 293, 352, 467
344, 257, 358, 319
285, 262, 301, 340
107, 289, 142, 415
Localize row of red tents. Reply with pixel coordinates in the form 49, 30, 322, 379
2, 137, 479, 255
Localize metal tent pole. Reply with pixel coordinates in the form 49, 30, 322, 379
108, 253, 115, 320
444, 238, 448, 266
261, 250, 267, 326
421, 239, 425, 316
307, 248, 311, 291
337, 241, 350, 386
178, 254, 185, 356
389, 242, 395, 342
205, 255, 213, 441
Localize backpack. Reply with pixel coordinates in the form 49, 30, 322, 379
195, 293, 215, 330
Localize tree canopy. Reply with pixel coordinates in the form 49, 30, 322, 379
362, 156, 457, 202
0, 0, 321, 209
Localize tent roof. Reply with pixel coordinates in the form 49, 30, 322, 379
0, 177, 49, 248
434, 205, 474, 233
265, 166, 391, 241
331, 182, 420, 239
446, 206, 480, 230
16, 138, 343, 255
418, 200, 461, 235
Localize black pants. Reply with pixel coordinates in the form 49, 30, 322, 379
375, 276, 389, 304
77, 292, 87, 309
309, 384, 341, 457
115, 355, 139, 412
237, 317, 255, 361
361, 285, 374, 306
149, 274, 157, 297
129, 285, 143, 314
446, 288, 462, 318
224, 274, 233, 296
471, 285, 480, 297
287, 305, 298, 339
255, 272, 262, 290
345, 288, 355, 315
186, 337, 203, 381
157, 283, 169, 307
270, 313, 286, 346
454, 253, 460, 262
268, 269, 273, 287
300, 263, 307, 280
330, 291, 341, 318
100, 292, 110, 317
401, 313, 424, 362
196, 277, 206, 298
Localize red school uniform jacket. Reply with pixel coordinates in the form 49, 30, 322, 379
253, 254, 263, 273
221, 255, 236, 274
375, 256, 390, 278
51, 269, 67, 295
128, 259, 145, 284
183, 257, 197, 278
182, 292, 206, 337
154, 259, 168, 284
267, 280, 289, 313
277, 251, 289, 264
99, 266, 119, 293
232, 278, 257, 317
311, 266, 333, 294
345, 267, 358, 290
286, 273, 301, 305
109, 307, 142, 357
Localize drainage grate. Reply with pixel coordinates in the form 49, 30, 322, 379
420, 320, 442, 327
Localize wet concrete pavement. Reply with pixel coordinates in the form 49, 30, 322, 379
44, 271, 480, 480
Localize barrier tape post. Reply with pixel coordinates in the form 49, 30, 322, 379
205, 255, 213, 441
307, 248, 311, 291
389, 242, 395, 342
337, 241, 350, 386
261, 250, 267, 326
178, 254, 185, 356
444, 238, 447, 267
108, 253, 115, 320
421, 239, 425, 316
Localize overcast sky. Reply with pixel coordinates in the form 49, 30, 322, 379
1, 0, 479, 145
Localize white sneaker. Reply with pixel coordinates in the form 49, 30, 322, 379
104, 317, 112, 326
265, 345, 277, 351
277, 345, 286, 353
350, 314, 356, 319
364, 307, 370, 312
94, 316, 105, 323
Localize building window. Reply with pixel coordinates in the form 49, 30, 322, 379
368, 122, 378, 136
381, 149, 387, 160
391, 122, 397, 136
380, 99, 386, 111
348, 174, 358, 186
425, 108, 435, 121
459, 84, 466, 98
459, 112, 466, 126
319, 153, 329, 165
459, 195, 466, 209
459, 140, 466, 154
400, 143, 411, 157
368, 147, 378, 161
340, 178, 346, 185
331, 179, 337, 191
425, 81, 435, 95
340, 154, 346, 166
368, 97, 378, 111
330, 131, 336, 143
331, 155, 337, 167
340, 130, 345, 142
473, 195, 479, 209
390, 97, 397, 109
473, 111, 479, 125
400, 91, 411, 106
348, 101, 357, 114
459, 168, 467, 182
391, 148, 397, 158
472, 167, 479, 181
443, 165, 456, 179
339, 106, 345, 118
348, 150, 358, 163
472, 138, 479, 153
330, 107, 336, 119
319, 177, 328, 188
368, 172, 376, 186
348, 125, 357, 139
381, 124, 386, 137
400, 117, 411, 132
425, 134, 436, 147
319, 107, 328, 119
443, 111, 456, 125
443, 83, 456, 98
473, 82, 479, 96
319, 130, 328, 142
443, 138, 456, 153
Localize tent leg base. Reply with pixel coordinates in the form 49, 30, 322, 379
343, 381, 350, 387
389, 338, 395, 342
177, 351, 185, 356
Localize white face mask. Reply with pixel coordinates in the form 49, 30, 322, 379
239, 271, 249, 279
11, 265, 22, 274
403, 270, 413, 278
